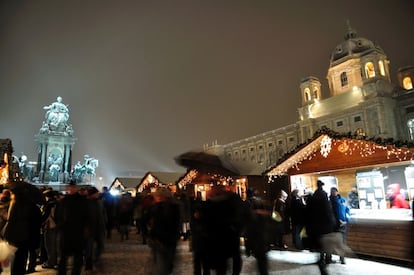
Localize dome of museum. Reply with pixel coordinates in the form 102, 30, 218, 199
330, 25, 385, 64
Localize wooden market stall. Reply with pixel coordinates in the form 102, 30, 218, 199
266, 128, 414, 263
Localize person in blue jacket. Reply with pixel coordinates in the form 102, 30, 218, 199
329, 187, 350, 264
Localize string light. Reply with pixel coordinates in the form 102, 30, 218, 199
267, 129, 414, 181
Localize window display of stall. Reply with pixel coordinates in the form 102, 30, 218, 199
356, 170, 386, 210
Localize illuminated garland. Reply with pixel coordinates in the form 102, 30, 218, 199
266, 127, 414, 180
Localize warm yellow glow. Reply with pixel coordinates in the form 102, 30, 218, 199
365, 62, 375, 78
304, 88, 311, 102
0, 153, 9, 184
267, 135, 414, 180
379, 60, 385, 76
403, 76, 413, 90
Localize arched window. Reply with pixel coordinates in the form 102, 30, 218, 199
403, 76, 413, 90
340, 72, 348, 87
378, 60, 385, 76
304, 88, 311, 102
408, 119, 414, 140
313, 89, 318, 99
365, 62, 375, 78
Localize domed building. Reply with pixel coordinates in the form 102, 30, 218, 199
204, 24, 414, 263
212, 24, 414, 173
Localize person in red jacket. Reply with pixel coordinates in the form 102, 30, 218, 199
386, 183, 410, 209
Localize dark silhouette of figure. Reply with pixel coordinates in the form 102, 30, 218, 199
244, 189, 271, 275
40, 189, 59, 269
117, 192, 134, 241
84, 187, 106, 271
147, 188, 181, 275
0, 188, 11, 274
101, 186, 116, 239
306, 180, 335, 275
141, 193, 155, 245
175, 192, 192, 240
2, 187, 42, 275
347, 184, 359, 209
271, 190, 289, 249
190, 192, 211, 275
289, 189, 307, 250
55, 183, 90, 275
201, 185, 245, 275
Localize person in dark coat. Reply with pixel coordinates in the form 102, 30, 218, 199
101, 186, 116, 239
306, 180, 335, 275
190, 192, 211, 275
289, 189, 307, 250
55, 183, 90, 275
244, 189, 272, 275
201, 185, 245, 275
117, 192, 134, 241
146, 188, 181, 275
2, 187, 42, 275
40, 189, 59, 269
84, 187, 107, 271
0, 189, 11, 274
271, 190, 289, 249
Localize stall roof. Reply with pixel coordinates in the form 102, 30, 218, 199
137, 171, 183, 192
110, 177, 142, 191
265, 128, 414, 180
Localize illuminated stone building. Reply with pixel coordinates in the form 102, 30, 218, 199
212, 25, 414, 172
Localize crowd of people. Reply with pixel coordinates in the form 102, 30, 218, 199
0, 179, 356, 275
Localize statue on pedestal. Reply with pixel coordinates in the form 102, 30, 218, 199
43, 96, 69, 131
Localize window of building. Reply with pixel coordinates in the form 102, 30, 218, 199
258, 154, 264, 164
278, 140, 283, 145
355, 128, 365, 136
304, 88, 311, 102
365, 62, 375, 78
340, 72, 348, 87
268, 142, 273, 147
288, 137, 295, 142
313, 89, 319, 99
379, 60, 386, 76
403, 77, 413, 90
354, 116, 362, 122
336, 120, 344, 127
258, 145, 263, 150
408, 119, 414, 141
242, 149, 246, 154
250, 147, 255, 152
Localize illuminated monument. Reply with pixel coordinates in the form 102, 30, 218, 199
34, 96, 76, 183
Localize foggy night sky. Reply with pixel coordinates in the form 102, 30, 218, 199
1, 1, 414, 184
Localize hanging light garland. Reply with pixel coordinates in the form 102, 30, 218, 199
266, 127, 414, 181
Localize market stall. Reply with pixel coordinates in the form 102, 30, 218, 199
266, 128, 414, 262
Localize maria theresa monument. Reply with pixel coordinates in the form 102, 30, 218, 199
33, 96, 98, 184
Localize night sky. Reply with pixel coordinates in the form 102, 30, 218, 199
1, 1, 414, 184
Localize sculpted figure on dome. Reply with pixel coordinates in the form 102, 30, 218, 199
43, 96, 69, 129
